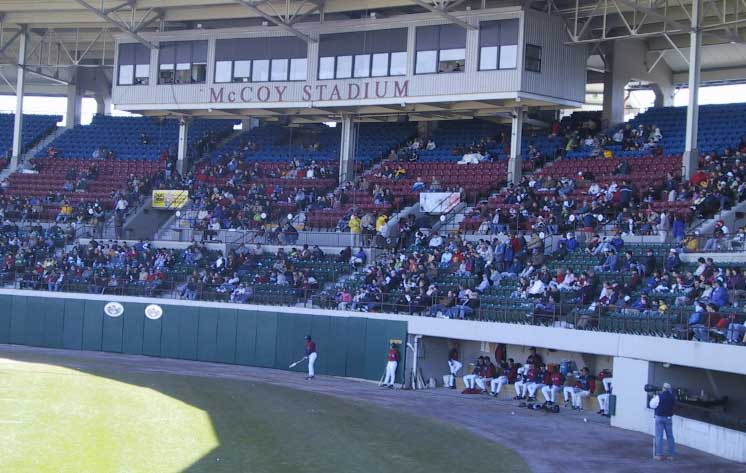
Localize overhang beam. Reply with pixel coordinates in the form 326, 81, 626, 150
410, 0, 477, 30
70, 0, 158, 49
234, 0, 318, 43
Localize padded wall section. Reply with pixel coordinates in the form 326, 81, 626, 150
0, 295, 407, 383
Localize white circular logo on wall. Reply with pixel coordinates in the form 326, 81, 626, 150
145, 304, 163, 320
104, 302, 124, 318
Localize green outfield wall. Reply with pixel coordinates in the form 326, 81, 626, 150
0, 293, 407, 382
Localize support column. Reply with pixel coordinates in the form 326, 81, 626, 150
66, 83, 82, 128
416, 120, 431, 138
602, 72, 626, 127
652, 84, 674, 108
176, 118, 190, 175
95, 95, 112, 116
241, 118, 258, 130
609, 357, 654, 435
683, 0, 702, 180
508, 108, 523, 185
339, 114, 356, 184
10, 29, 27, 171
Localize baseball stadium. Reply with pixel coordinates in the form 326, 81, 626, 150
0, 1, 744, 472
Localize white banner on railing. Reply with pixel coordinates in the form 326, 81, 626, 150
420, 192, 460, 214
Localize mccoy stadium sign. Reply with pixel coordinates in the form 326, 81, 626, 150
209, 79, 410, 104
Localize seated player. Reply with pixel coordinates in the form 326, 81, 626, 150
513, 365, 531, 400
490, 358, 515, 397
526, 363, 548, 401
597, 372, 613, 416
541, 365, 565, 405
569, 367, 595, 411
463, 357, 483, 390
475, 356, 497, 393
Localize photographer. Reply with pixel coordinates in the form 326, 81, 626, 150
649, 382, 676, 461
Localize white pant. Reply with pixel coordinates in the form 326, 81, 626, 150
448, 360, 463, 387
514, 380, 527, 397
475, 377, 492, 391
527, 382, 545, 397
563, 386, 575, 402
463, 374, 478, 389
490, 376, 508, 394
307, 352, 317, 377
602, 377, 613, 392
383, 361, 398, 386
572, 389, 591, 408
541, 385, 561, 403
598, 393, 610, 414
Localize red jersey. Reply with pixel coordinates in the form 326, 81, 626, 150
526, 368, 537, 382
305, 341, 316, 355
482, 363, 496, 378
388, 348, 399, 362
549, 372, 564, 386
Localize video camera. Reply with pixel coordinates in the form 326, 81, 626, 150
644, 384, 662, 393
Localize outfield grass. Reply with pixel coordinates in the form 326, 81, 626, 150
0, 355, 528, 473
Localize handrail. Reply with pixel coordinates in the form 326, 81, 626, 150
8, 271, 743, 345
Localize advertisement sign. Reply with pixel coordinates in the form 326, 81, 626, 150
152, 190, 189, 209
420, 192, 460, 214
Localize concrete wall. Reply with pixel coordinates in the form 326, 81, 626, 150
611, 357, 746, 463
0, 291, 407, 383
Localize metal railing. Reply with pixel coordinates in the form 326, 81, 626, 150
6, 270, 743, 345
156, 226, 380, 248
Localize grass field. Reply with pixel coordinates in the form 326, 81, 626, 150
0, 353, 528, 473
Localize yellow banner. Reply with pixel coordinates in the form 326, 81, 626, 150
152, 190, 189, 209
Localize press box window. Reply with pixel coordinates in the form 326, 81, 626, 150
252, 60, 270, 82
336, 56, 353, 79
271, 59, 289, 81
213, 37, 308, 83
525, 44, 542, 72
118, 43, 150, 85
318, 29, 408, 80
478, 19, 519, 71
438, 48, 465, 73
234, 61, 251, 82
289, 58, 308, 81
354, 54, 370, 78
415, 24, 467, 74
158, 40, 207, 84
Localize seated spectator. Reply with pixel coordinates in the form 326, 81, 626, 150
411, 177, 426, 192
594, 249, 619, 273
230, 284, 253, 303
725, 314, 746, 343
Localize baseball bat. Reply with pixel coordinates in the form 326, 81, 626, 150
289, 356, 308, 368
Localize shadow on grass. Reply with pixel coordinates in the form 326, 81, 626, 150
0, 346, 530, 473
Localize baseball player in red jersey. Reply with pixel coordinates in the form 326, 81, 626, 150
447, 343, 462, 389
541, 366, 565, 405
304, 335, 317, 380
382, 343, 399, 388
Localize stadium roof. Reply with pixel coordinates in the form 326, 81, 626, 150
0, 0, 743, 94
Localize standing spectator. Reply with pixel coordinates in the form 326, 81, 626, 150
649, 382, 676, 460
